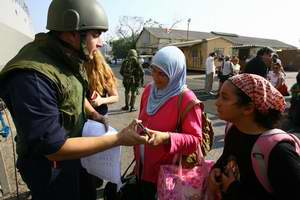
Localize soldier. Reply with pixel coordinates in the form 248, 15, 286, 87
0, 0, 148, 199
120, 49, 144, 112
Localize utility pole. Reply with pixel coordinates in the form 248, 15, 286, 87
187, 18, 191, 41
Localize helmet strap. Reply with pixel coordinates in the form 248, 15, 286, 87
51, 31, 88, 61
79, 32, 90, 61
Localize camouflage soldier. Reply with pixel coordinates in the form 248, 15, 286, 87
120, 49, 144, 112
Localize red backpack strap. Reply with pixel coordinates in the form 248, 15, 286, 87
251, 129, 300, 193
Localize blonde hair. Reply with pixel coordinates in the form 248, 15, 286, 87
84, 50, 117, 96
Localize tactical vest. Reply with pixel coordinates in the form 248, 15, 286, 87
0, 33, 87, 157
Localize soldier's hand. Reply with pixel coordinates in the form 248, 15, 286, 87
90, 111, 109, 132
99, 116, 109, 132
117, 119, 149, 146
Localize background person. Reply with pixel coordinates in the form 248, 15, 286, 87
219, 56, 233, 91
85, 49, 119, 116
0, 1, 148, 199
84, 49, 119, 189
272, 53, 286, 76
231, 56, 241, 75
267, 62, 289, 96
267, 62, 285, 88
289, 71, 300, 126
205, 52, 217, 95
243, 47, 274, 78
120, 49, 144, 112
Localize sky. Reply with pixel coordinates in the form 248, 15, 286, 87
26, 0, 300, 48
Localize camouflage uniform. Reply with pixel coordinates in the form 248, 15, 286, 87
120, 49, 144, 112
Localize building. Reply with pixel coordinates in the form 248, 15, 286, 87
278, 49, 300, 71
136, 27, 297, 71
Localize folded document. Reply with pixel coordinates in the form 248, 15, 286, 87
81, 120, 121, 186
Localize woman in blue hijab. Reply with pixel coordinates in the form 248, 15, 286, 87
133, 46, 203, 199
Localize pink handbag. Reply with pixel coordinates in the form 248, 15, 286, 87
157, 147, 215, 200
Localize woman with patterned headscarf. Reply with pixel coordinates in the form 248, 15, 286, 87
132, 46, 203, 199
208, 73, 300, 200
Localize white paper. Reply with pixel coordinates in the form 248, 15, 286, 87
81, 120, 121, 187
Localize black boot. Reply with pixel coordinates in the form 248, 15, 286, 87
122, 92, 130, 110
122, 106, 129, 110
129, 107, 137, 112
129, 94, 136, 112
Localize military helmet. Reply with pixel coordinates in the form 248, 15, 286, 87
128, 49, 138, 57
46, 0, 108, 32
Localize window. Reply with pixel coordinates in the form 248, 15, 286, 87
143, 32, 150, 45
192, 47, 198, 58
191, 47, 200, 68
214, 48, 224, 56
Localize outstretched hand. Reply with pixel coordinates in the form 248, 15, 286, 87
90, 111, 109, 132
117, 119, 149, 146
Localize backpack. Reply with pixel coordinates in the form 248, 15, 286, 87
225, 124, 300, 193
251, 129, 300, 193
177, 90, 214, 157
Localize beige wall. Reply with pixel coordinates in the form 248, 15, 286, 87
137, 29, 189, 55
181, 45, 204, 71
183, 38, 233, 71
136, 32, 234, 71
158, 38, 186, 49
136, 30, 159, 55
206, 38, 233, 56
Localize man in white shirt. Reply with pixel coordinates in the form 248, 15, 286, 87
205, 52, 217, 94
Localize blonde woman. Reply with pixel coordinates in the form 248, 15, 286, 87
231, 56, 241, 75
85, 50, 119, 115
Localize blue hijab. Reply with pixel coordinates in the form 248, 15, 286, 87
147, 46, 187, 115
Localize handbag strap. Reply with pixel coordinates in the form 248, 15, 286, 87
121, 158, 135, 183
176, 89, 203, 132
174, 90, 205, 173
172, 144, 205, 177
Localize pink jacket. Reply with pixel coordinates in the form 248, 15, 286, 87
134, 84, 203, 184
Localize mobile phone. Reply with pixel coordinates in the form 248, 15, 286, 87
137, 123, 150, 137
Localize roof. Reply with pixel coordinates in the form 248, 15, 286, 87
169, 39, 204, 47
169, 37, 232, 48
143, 27, 297, 49
145, 27, 215, 40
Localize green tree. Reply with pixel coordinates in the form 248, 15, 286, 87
110, 16, 183, 59
110, 37, 134, 59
